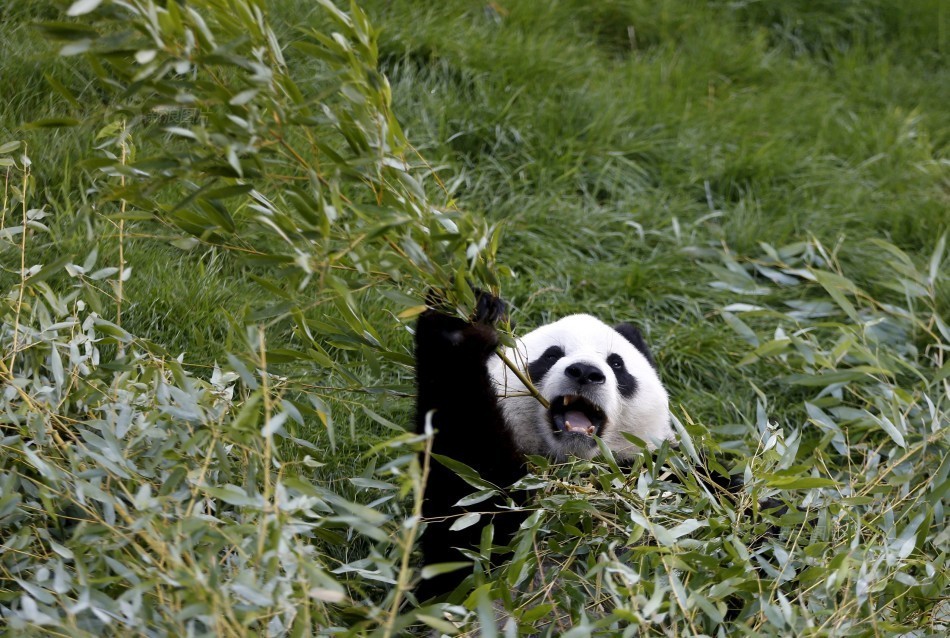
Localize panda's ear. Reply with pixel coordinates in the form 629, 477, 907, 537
614, 323, 658, 370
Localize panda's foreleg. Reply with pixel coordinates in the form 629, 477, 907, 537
414, 292, 524, 476
413, 294, 525, 598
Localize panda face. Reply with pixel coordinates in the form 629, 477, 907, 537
488, 314, 673, 461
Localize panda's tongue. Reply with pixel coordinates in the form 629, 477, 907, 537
563, 410, 593, 434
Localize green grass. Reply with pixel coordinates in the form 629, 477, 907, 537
3, 0, 946, 365
0, 0, 947, 635
359, 0, 948, 424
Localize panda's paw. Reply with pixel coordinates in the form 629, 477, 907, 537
417, 288, 506, 354
473, 289, 507, 326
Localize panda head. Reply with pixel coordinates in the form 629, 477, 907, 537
488, 314, 673, 461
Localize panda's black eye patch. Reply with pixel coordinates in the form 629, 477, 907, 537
528, 346, 565, 383
607, 353, 637, 398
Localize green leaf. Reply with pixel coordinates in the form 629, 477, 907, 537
67, 0, 103, 16
202, 484, 263, 507
929, 233, 947, 285
871, 413, 906, 448
785, 366, 892, 387
431, 454, 501, 491
24, 255, 74, 286
651, 521, 675, 546
361, 406, 406, 432
35, 21, 100, 40
762, 476, 837, 489
25, 118, 81, 128
454, 489, 498, 507
415, 615, 462, 635
667, 518, 707, 539
721, 311, 759, 346
420, 562, 471, 580
811, 269, 861, 323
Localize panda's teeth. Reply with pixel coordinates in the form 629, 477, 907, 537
563, 395, 577, 406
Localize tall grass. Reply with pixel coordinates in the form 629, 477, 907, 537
0, 0, 947, 635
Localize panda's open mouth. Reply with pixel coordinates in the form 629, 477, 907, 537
549, 395, 606, 437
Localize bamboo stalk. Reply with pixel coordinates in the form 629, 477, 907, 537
496, 346, 550, 409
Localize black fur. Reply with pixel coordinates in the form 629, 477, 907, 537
414, 292, 525, 599
526, 345, 565, 384
614, 322, 658, 369
606, 352, 638, 398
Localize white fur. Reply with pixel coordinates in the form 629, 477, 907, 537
487, 314, 673, 460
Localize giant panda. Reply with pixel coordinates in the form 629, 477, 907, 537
414, 291, 674, 599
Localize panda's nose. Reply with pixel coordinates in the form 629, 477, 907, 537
565, 363, 606, 385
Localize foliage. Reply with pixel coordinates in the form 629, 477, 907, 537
0, 0, 947, 636
0, 142, 439, 635
452, 236, 948, 636
2, 0, 483, 635
31, 0, 500, 366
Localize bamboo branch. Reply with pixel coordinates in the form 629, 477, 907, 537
383, 420, 434, 638
496, 347, 550, 409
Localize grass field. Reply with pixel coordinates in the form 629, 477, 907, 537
1, 0, 948, 635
